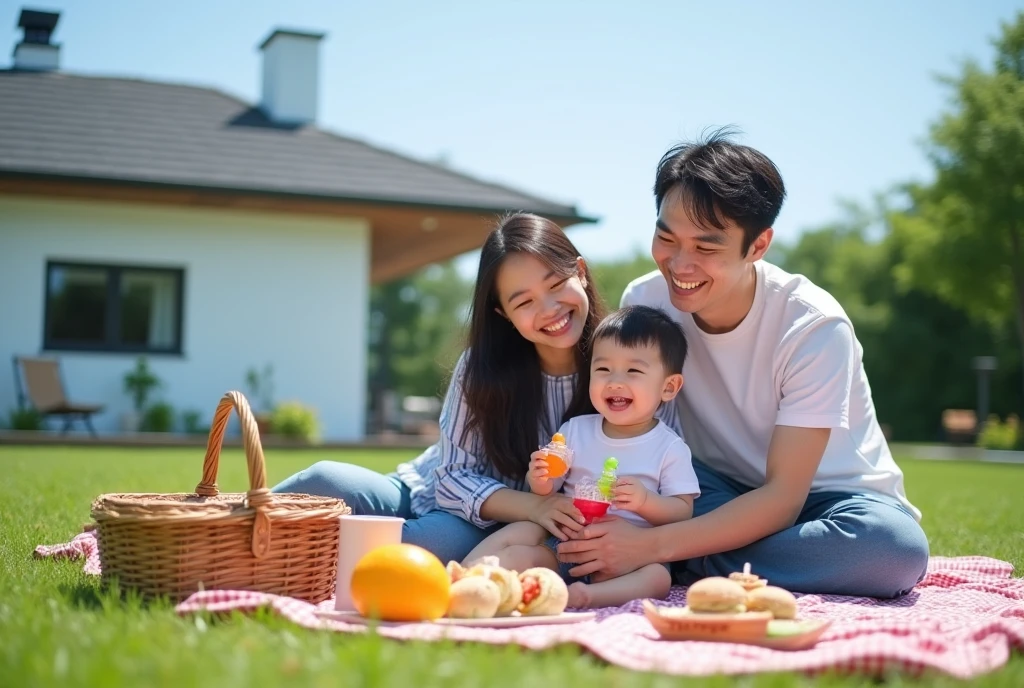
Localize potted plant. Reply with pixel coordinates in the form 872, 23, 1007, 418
141, 402, 176, 433
122, 357, 161, 433
270, 401, 321, 445
6, 407, 44, 431
245, 363, 275, 435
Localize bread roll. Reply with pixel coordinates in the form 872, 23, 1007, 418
447, 577, 501, 618
469, 564, 523, 616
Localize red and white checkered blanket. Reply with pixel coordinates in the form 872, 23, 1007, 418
34, 531, 1024, 679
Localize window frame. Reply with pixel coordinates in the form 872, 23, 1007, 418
41, 260, 186, 355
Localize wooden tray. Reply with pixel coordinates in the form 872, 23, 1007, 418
642, 600, 832, 650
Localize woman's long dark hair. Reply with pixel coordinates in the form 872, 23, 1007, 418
460, 212, 605, 480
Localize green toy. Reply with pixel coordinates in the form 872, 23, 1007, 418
596, 457, 619, 499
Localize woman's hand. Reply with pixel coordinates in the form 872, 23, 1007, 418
555, 516, 656, 578
529, 494, 585, 540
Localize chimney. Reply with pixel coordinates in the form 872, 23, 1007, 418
12, 8, 61, 71
257, 28, 325, 125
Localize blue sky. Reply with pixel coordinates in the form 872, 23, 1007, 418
4, 0, 1021, 275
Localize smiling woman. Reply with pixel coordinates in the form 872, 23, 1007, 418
495, 252, 590, 371
272, 212, 621, 564
463, 215, 604, 478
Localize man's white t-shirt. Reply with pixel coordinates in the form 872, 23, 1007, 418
549, 414, 701, 528
621, 260, 921, 521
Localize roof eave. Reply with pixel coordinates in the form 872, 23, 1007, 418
0, 170, 599, 226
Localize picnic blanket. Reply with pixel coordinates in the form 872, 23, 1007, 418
34, 530, 1024, 679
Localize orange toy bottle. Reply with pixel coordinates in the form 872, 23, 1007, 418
544, 432, 572, 478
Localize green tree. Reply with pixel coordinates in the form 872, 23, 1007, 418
590, 251, 657, 308
891, 12, 1024, 396
771, 199, 891, 333
367, 261, 471, 427
774, 199, 1019, 441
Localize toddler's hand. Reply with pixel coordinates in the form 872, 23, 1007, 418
611, 476, 648, 512
527, 450, 552, 491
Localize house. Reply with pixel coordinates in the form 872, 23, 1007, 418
0, 8, 594, 441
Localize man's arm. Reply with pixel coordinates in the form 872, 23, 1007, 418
649, 424, 829, 558
641, 317, 854, 557
558, 424, 830, 578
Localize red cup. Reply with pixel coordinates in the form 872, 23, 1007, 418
573, 498, 610, 525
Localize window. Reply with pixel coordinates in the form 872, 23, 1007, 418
43, 261, 184, 354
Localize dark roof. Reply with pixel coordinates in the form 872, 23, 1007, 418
0, 70, 592, 221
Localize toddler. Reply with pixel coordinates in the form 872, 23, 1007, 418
462, 305, 700, 609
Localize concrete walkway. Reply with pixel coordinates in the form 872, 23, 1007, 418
890, 442, 1024, 465
1, 432, 1020, 464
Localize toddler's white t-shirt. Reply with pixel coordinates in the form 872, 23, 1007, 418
621, 260, 920, 521
548, 414, 700, 528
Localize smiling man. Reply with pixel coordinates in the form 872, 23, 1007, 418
557, 129, 930, 598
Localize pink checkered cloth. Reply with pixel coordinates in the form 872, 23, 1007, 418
34, 531, 1024, 679
33, 528, 102, 575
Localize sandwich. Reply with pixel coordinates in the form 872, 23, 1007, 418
745, 585, 797, 619
685, 576, 749, 614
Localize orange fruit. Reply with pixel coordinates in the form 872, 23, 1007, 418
349, 543, 450, 621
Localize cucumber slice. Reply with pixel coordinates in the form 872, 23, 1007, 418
766, 619, 817, 637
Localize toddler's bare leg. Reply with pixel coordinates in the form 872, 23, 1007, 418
568, 563, 672, 609
461, 521, 549, 566
493, 544, 558, 573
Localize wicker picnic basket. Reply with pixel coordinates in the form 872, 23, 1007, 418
90, 390, 350, 604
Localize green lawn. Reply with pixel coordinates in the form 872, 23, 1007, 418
1, 446, 1021, 687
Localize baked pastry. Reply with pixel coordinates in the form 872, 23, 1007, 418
447, 577, 502, 618
745, 585, 797, 619
469, 563, 523, 616
728, 562, 767, 591
446, 560, 468, 583
448, 556, 525, 617
517, 567, 569, 616
685, 577, 748, 613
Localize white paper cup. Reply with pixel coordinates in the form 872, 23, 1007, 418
334, 514, 405, 612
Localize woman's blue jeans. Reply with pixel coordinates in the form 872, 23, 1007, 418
271, 461, 499, 564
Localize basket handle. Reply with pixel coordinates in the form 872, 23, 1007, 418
195, 390, 273, 559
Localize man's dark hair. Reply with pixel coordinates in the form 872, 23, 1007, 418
654, 126, 786, 254
593, 305, 687, 374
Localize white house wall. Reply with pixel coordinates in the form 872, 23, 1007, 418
0, 195, 370, 441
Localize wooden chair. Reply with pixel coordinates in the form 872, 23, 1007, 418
941, 408, 977, 445
12, 356, 104, 436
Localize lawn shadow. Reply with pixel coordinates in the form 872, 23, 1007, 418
58, 580, 175, 612
59, 581, 106, 610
